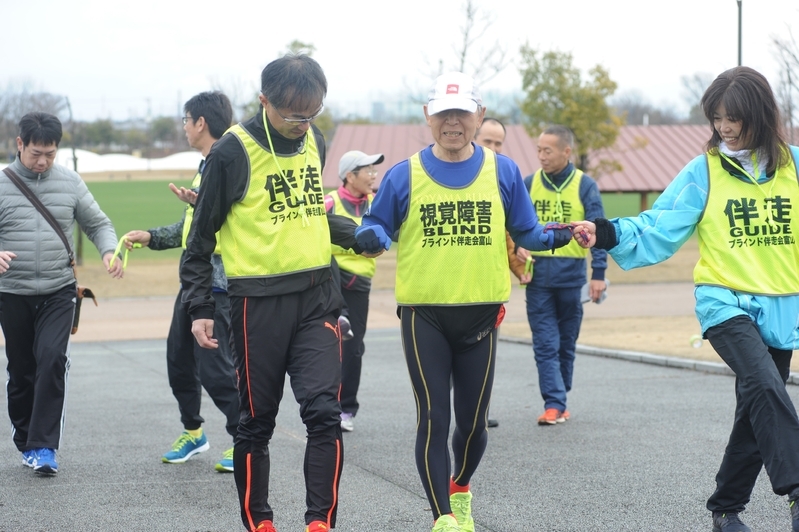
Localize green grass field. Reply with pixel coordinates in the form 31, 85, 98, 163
76, 181, 664, 264
600, 191, 660, 217
78, 180, 195, 262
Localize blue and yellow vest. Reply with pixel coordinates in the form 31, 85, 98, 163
218, 125, 331, 278
395, 147, 510, 305
529, 168, 588, 259
694, 151, 799, 295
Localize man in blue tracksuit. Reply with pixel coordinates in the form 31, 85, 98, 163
524, 125, 607, 426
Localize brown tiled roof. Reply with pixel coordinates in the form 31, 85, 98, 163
590, 124, 709, 192
323, 124, 432, 186
323, 123, 711, 192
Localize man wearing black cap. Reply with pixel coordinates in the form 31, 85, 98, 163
324, 150, 384, 433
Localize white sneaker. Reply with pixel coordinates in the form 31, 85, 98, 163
338, 316, 354, 341
340, 412, 355, 432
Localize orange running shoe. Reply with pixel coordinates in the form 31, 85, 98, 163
306, 521, 329, 532
557, 410, 570, 423
537, 408, 560, 425
254, 521, 276, 532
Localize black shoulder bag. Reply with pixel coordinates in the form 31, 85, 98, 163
2, 167, 97, 334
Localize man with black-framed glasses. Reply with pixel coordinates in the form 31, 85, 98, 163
181, 54, 374, 532
123, 91, 239, 473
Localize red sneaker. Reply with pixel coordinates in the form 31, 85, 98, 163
537, 408, 560, 425
305, 521, 330, 532
255, 521, 277, 532
557, 410, 570, 423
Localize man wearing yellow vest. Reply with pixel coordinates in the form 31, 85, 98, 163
181, 55, 370, 532
123, 91, 239, 472
324, 150, 384, 433
524, 125, 607, 426
355, 71, 574, 532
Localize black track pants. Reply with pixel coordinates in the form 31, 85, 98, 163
1, 285, 75, 451
705, 315, 799, 512
166, 289, 239, 437
339, 288, 369, 416
229, 282, 343, 530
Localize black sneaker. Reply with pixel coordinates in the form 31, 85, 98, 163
487, 419, 499, 428
712, 511, 751, 532
791, 499, 799, 532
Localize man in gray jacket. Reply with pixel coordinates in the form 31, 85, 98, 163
0, 112, 122, 475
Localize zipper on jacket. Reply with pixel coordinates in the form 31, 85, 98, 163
35, 172, 42, 292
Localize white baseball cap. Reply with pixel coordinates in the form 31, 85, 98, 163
338, 150, 385, 180
427, 72, 482, 116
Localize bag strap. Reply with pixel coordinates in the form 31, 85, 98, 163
2, 167, 75, 268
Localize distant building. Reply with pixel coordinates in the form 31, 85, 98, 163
323, 123, 711, 211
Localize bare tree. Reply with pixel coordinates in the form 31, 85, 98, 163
612, 90, 681, 126
208, 75, 259, 123
405, 0, 511, 104
681, 72, 714, 124
773, 30, 799, 143
453, 0, 510, 85
0, 80, 67, 161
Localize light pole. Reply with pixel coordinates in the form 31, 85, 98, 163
737, 0, 742, 66
65, 97, 84, 265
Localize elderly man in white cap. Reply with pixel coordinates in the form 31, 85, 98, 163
354, 72, 574, 532
324, 150, 384, 433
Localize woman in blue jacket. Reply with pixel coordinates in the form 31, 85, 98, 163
574, 66, 799, 532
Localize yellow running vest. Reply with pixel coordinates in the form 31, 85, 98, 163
219, 125, 331, 278
529, 169, 588, 259
182, 170, 221, 254
694, 151, 799, 295
329, 190, 376, 278
395, 147, 510, 305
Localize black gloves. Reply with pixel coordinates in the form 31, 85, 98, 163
593, 218, 618, 250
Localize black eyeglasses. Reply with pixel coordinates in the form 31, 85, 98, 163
182, 116, 193, 125
272, 104, 325, 124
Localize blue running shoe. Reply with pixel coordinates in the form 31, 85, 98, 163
33, 448, 58, 475
162, 431, 209, 463
22, 449, 36, 468
215, 447, 234, 472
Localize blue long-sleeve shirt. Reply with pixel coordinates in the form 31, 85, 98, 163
608, 146, 799, 350
361, 144, 552, 252
523, 162, 607, 288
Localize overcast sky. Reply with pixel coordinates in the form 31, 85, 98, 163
4, 0, 797, 122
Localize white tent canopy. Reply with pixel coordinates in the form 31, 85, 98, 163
1, 149, 202, 173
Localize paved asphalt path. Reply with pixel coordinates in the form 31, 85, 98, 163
1, 328, 797, 532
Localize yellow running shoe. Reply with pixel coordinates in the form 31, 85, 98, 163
450, 492, 474, 532
432, 514, 461, 532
